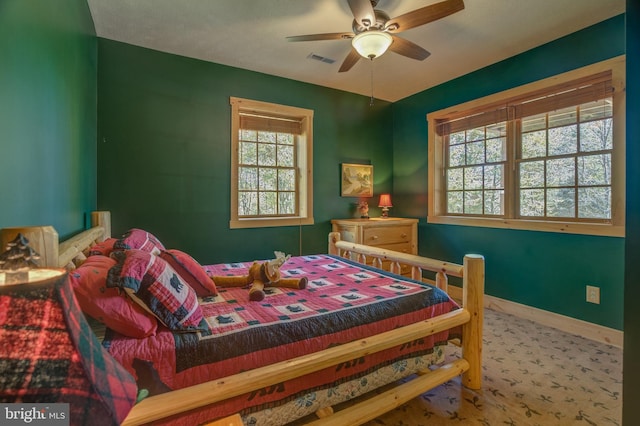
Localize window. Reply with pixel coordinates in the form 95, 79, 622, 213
230, 97, 313, 229
427, 56, 625, 236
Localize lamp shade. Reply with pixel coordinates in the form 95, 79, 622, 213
0, 270, 137, 425
378, 193, 393, 208
352, 30, 393, 59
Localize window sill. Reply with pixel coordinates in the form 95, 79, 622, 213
427, 215, 624, 237
230, 216, 314, 229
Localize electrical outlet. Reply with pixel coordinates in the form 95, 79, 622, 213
586, 285, 600, 304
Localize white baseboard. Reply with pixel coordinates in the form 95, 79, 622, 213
446, 286, 623, 348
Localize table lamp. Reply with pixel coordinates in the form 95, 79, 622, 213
378, 194, 393, 218
0, 233, 137, 425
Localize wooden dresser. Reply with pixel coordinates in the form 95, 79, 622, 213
331, 218, 418, 274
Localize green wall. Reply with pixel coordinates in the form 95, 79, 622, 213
392, 15, 625, 330
0, 0, 97, 238
624, 0, 640, 423
97, 39, 393, 264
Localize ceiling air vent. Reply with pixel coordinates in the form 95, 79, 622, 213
307, 53, 336, 64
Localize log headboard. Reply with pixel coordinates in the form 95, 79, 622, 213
0, 211, 112, 269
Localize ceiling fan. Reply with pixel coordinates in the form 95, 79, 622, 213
287, 0, 465, 72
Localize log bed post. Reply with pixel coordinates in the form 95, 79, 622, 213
461, 254, 484, 389
328, 232, 340, 256
91, 211, 111, 240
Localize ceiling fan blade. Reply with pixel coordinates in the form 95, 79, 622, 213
347, 0, 376, 28
385, 0, 464, 33
388, 35, 431, 61
287, 32, 354, 42
338, 48, 362, 72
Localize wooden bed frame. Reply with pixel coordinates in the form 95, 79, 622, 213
1, 211, 484, 426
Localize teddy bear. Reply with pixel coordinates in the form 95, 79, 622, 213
211, 251, 307, 301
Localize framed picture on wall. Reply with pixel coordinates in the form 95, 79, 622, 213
341, 163, 373, 197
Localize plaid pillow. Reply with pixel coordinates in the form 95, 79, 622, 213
159, 249, 217, 297
69, 255, 158, 338
107, 249, 208, 333
113, 228, 165, 255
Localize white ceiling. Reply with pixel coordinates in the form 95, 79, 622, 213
87, 0, 625, 102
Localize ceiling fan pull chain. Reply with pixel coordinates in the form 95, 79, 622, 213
370, 59, 375, 107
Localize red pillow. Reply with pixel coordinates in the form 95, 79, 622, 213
107, 249, 208, 333
69, 255, 158, 338
114, 228, 165, 255
159, 249, 217, 297
88, 238, 118, 257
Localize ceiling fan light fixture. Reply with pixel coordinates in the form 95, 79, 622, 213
352, 30, 393, 59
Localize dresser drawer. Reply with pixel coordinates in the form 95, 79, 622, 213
375, 241, 412, 254
363, 225, 413, 246
334, 224, 358, 243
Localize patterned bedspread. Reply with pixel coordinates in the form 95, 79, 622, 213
104, 254, 461, 424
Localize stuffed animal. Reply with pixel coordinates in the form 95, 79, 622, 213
211, 251, 307, 301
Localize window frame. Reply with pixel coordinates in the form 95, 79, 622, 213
427, 56, 625, 237
230, 97, 314, 229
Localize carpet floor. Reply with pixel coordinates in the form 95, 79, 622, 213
340, 308, 622, 426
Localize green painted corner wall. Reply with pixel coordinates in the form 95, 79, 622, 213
97, 39, 393, 264
391, 15, 626, 330
0, 0, 97, 238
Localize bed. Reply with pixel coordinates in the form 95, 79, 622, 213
1, 211, 484, 425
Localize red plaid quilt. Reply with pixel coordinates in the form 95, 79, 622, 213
104, 255, 460, 424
